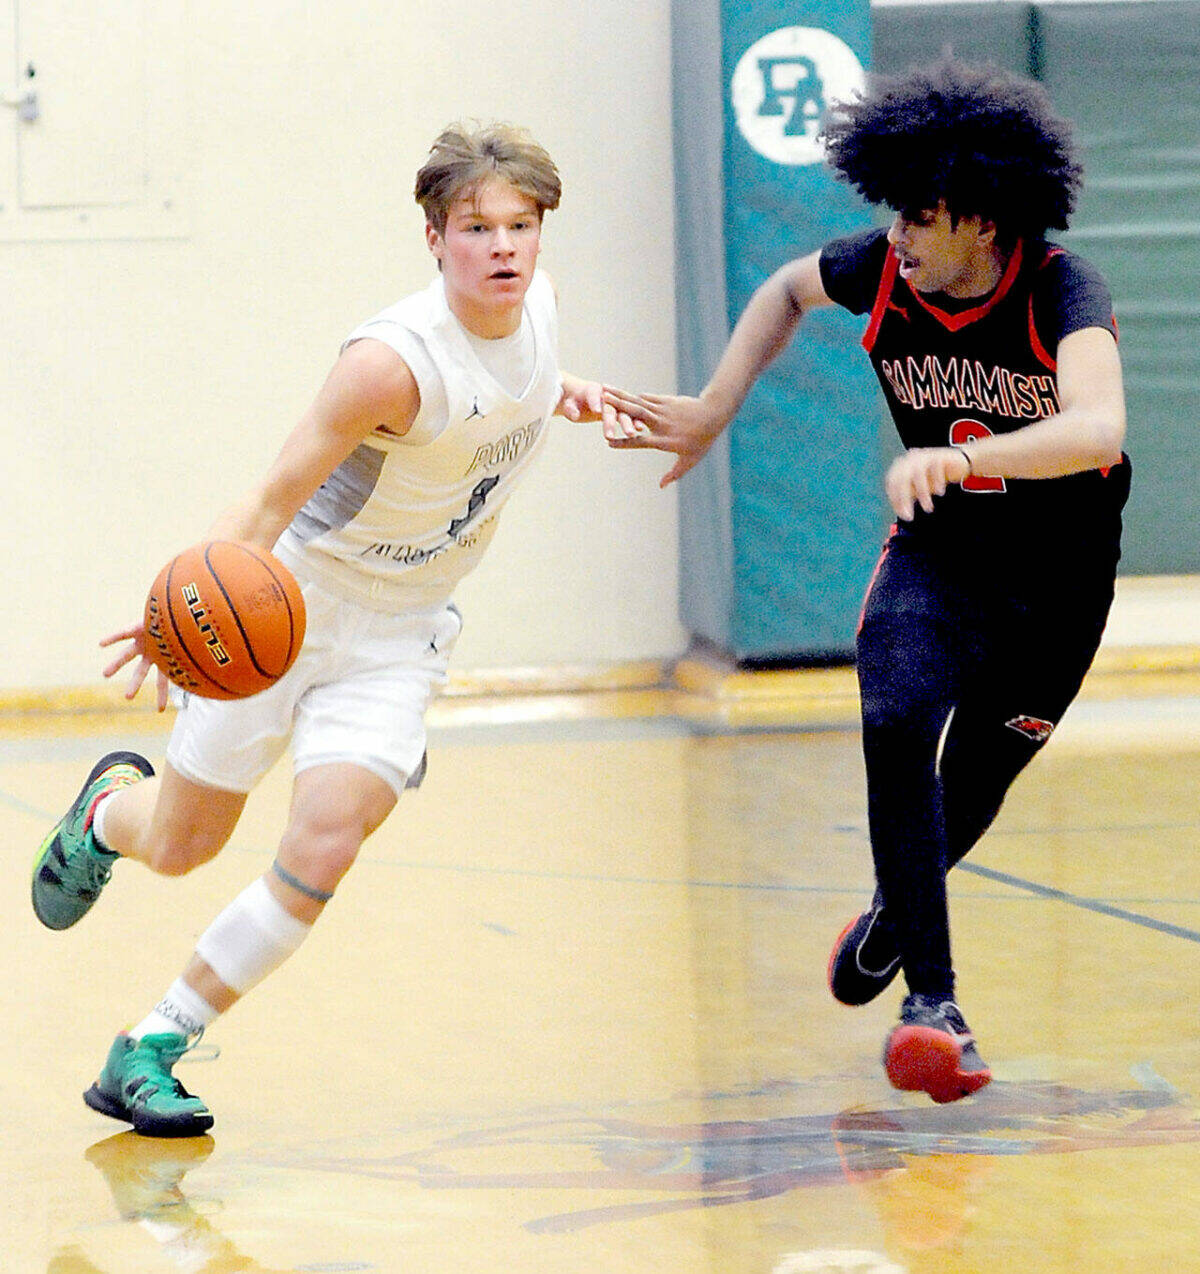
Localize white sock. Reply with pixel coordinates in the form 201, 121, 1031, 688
131, 977, 220, 1040
90, 792, 118, 854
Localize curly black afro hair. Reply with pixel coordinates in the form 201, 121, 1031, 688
822, 58, 1082, 246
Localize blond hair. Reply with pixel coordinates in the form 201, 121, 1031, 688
414, 123, 562, 234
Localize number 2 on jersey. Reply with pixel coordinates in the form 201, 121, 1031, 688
950, 419, 1005, 493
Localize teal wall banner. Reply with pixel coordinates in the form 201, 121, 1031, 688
671, 0, 883, 663
722, 2, 881, 660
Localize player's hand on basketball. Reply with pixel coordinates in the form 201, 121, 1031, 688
886, 447, 972, 520
601, 389, 725, 487
100, 624, 170, 712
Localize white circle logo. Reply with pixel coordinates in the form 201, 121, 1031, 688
731, 27, 866, 166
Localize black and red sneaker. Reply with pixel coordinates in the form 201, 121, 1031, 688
827, 901, 901, 1005
883, 993, 992, 1104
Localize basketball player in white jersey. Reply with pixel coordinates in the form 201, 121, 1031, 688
32, 123, 626, 1136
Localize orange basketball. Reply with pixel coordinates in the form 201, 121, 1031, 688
144, 541, 306, 699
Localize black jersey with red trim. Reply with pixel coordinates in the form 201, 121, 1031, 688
819, 227, 1129, 570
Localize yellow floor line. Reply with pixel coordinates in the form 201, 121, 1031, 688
2, 645, 1198, 733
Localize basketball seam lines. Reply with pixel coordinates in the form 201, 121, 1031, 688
203, 543, 291, 682
246, 547, 300, 668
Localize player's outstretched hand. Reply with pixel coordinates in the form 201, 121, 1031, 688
601, 388, 727, 487
100, 623, 169, 712
885, 447, 972, 521
556, 375, 642, 441
556, 376, 604, 423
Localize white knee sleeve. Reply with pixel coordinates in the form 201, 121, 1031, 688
194, 877, 312, 996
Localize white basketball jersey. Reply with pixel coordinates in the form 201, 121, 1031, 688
275, 270, 561, 611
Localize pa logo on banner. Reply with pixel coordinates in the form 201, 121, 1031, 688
732, 26, 865, 166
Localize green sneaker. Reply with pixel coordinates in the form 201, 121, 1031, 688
31, 751, 154, 930
84, 1033, 215, 1138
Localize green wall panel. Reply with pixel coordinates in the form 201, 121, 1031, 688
871, 0, 1200, 574
872, 2, 1034, 76
1036, 2, 1200, 573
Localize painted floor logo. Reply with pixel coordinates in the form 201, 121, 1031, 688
262, 1070, 1200, 1237
731, 26, 865, 166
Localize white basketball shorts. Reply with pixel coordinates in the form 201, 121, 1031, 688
165, 575, 461, 798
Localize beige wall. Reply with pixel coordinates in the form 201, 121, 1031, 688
0, 0, 686, 691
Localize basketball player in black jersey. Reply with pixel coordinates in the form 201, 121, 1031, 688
604, 59, 1130, 1103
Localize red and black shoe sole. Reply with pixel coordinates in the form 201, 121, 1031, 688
884, 1025, 992, 1104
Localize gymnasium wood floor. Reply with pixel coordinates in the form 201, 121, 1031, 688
4, 660, 1199, 1274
